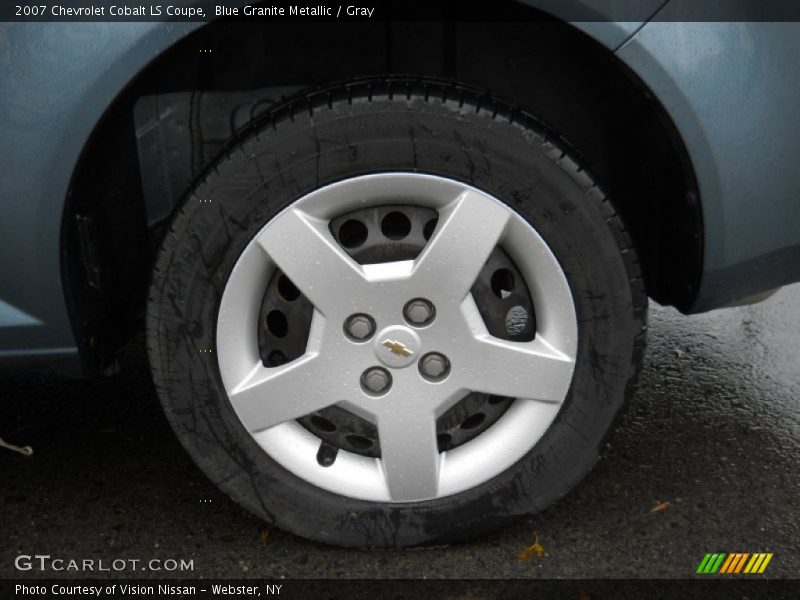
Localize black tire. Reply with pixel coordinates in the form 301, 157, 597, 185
147, 77, 647, 548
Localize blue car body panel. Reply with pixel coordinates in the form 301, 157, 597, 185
0, 21, 203, 369
617, 20, 800, 310
1, 3, 800, 371
518, 0, 664, 48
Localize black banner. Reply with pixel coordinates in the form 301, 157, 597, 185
2, 579, 800, 600
5, 0, 800, 23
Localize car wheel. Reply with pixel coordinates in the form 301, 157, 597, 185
147, 77, 647, 547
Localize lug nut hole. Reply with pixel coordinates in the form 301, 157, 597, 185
423, 217, 439, 240
461, 413, 486, 430
338, 219, 368, 248
266, 310, 289, 338
346, 435, 373, 450
266, 349, 288, 366
381, 211, 412, 240
310, 415, 337, 433
277, 275, 301, 301
490, 268, 515, 299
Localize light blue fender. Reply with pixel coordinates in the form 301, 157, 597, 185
616, 16, 800, 309
0, 21, 203, 368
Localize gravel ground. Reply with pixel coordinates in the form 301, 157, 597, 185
1, 285, 799, 579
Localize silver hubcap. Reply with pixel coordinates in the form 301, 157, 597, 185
217, 173, 578, 502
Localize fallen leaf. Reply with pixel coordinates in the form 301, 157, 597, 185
517, 535, 545, 560
650, 501, 671, 513
258, 527, 271, 545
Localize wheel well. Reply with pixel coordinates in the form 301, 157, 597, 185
64, 6, 702, 372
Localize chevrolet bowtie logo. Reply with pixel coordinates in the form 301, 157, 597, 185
382, 339, 414, 357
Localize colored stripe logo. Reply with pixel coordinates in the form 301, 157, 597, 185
696, 552, 773, 574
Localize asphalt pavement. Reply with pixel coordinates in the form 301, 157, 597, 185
2, 285, 799, 579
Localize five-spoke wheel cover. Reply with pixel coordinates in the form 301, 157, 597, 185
216, 173, 578, 502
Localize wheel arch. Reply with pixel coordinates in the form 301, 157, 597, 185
61, 5, 702, 373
